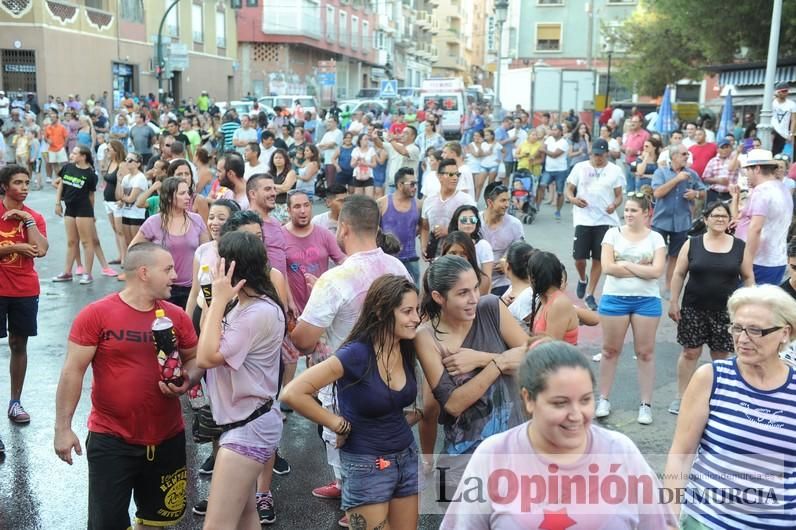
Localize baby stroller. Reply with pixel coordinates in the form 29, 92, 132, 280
508, 170, 537, 224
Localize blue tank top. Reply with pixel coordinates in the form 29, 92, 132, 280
77, 131, 92, 147
683, 358, 796, 529
338, 145, 354, 175
373, 159, 387, 180
381, 194, 419, 261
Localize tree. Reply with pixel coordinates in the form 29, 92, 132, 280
614, 0, 796, 97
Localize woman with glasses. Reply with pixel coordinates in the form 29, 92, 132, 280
596, 194, 666, 425
447, 204, 494, 284
665, 284, 796, 530
667, 201, 754, 415
440, 232, 492, 296
117, 152, 149, 247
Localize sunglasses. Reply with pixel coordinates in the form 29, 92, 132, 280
441, 171, 461, 177
626, 191, 647, 198
458, 215, 479, 224
402, 180, 418, 187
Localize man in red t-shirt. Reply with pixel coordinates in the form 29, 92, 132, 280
0, 165, 48, 444
688, 127, 718, 178
54, 242, 201, 528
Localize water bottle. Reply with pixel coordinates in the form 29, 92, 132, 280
199, 264, 213, 307
152, 309, 184, 386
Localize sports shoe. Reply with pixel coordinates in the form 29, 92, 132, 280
638, 403, 653, 425
0, 435, 4, 454
338, 514, 349, 527
585, 295, 598, 311
8, 401, 30, 423
199, 454, 214, 475
554, 210, 562, 221
273, 451, 291, 475
595, 397, 611, 418
668, 399, 681, 415
312, 481, 342, 499
76, 266, 85, 275
52, 273, 73, 282
101, 267, 118, 277
192, 499, 207, 516
79, 274, 93, 285
256, 492, 276, 525
591, 352, 602, 362
576, 277, 588, 299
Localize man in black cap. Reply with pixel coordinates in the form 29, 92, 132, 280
772, 81, 796, 155
564, 138, 625, 310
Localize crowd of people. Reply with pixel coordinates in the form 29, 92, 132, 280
1, 83, 796, 530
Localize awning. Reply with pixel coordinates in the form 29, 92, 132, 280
719, 65, 796, 87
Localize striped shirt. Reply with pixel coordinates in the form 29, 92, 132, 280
219, 121, 240, 152
683, 358, 796, 529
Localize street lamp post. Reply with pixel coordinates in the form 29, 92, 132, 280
605, 50, 613, 107
757, 0, 783, 151
157, 0, 181, 97
494, 0, 509, 112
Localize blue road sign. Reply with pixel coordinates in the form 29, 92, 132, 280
318, 72, 336, 86
380, 79, 398, 99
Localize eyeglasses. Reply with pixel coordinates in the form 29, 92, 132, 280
458, 215, 478, 224
727, 324, 783, 338
441, 171, 461, 177
490, 185, 509, 195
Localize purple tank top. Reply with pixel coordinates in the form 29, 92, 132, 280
381, 194, 419, 261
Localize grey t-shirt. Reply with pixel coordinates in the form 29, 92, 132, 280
129, 124, 155, 155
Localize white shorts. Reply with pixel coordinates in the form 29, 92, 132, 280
47, 148, 68, 164
103, 200, 122, 217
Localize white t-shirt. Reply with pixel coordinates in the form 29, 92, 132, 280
120, 172, 148, 219
385, 141, 420, 186
507, 286, 533, 331
481, 142, 502, 169
475, 238, 494, 267
259, 145, 276, 167
601, 227, 666, 298
457, 164, 475, 199
420, 169, 440, 198
96, 143, 108, 164
421, 191, 477, 230
566, 160, 623, 227
311, 211, 338, 235
0, 96, 9, 119
319, 129, 343, 164
244, 162, 269, 181
544, 136, 569, 172
682, 137, 696, 149
772, 97, 796, 139
232, 126, 258, 155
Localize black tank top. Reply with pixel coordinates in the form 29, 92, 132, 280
682, 235, 745, 311
103, 166, 118, 203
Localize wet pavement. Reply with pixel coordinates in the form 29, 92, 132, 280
0, 185, 688, 529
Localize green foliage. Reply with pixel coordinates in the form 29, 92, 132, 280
613, 0, 796, 96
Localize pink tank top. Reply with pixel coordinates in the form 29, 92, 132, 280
532, 290, 578, 345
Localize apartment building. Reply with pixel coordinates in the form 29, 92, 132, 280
0, 0, 239, 107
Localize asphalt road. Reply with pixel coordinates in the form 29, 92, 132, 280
0, 184, 692, 529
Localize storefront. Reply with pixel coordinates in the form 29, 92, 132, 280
1, 48, 37, 94
112, 62, 135, 109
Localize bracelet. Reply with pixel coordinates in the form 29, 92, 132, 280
24, 219, 35, 228
491, 358, 504, 376
335, 417, 352, 435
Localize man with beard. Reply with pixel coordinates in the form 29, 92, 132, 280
290, 195, 410, 528
246, 173, 288, 276
378, 167, 422, 283
0, 165, 48, 434
217, 153, 249, 209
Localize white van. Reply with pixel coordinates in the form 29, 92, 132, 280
421, 78, 466, 140
258, 95, 318, 116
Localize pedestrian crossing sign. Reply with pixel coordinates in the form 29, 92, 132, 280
380, 79, 398, 99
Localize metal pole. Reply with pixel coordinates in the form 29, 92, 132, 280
605, 51, 612, 106
586, 2, 593, 69
495, 21, 503, 112
757, 0, 782, 152
157, 0, 181, 97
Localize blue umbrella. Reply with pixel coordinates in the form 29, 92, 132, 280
658, 85, 675, 135
716, 90, 733, 141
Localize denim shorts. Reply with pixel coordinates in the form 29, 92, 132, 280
540, 169, 569, 194
340, 444, 419, 511
598, 294, 662, 317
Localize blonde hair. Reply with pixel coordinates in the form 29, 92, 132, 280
727, 285, 796, 341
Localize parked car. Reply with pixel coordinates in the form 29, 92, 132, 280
356, 88, 380, 99
338, 99, 387, 118
258, 95, 319, 116
216, 101, 276, 121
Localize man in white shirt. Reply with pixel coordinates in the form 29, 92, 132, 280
258, 130, 277, 167
480, 182, 525, 296
0, 90, 9, 120
658, 130, 693, 168
681, 122, 697, 148
772, 81, 796, 155
372, 125, 420, 189
420, 159, 476, 260
441, 142, 475, 199
564, 139, 624, 310
317, 117, 343, 186
232, 114, 258, 155
537, 124, 569, 220
243, 142, 269, 181
347, 112, 364, 135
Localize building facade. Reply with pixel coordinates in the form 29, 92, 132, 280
0, 0, 239, 109
431, 0, 468, 79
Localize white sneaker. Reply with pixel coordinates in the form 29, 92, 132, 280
591, 352, 602, 362
595, 397, 611, 418
638, 404, 653, 425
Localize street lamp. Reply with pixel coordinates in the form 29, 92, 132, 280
156, 0, 181, 96
604, 36, 614, 108
494, 0, 509, 111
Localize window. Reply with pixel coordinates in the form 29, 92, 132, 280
165, 0, 179, 37
216, 11, 226, 48
537, 0, 563, 4
119, 0, 143, 22
362, 20, 369, 52
84, 0, 105, 9
326, 6, 336, 42
191, 4, 203, 43
351, 16, 359, 50
535, 23, 561, 51
246, 0, 259, 6
374, 29, 384, 50
339, 11, 347, 46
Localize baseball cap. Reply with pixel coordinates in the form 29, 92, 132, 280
775, 81, 790, 91
718, 139, 732, 148
592, 138, 609, 154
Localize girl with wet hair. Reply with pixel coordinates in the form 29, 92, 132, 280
441, 341, 676, 528
439, 231, 491, 295
415, 255, 529, 495
282, 275, 422, 529
527, 251, 579, 345
503, 241, 535, 330
197, 231, 286, 528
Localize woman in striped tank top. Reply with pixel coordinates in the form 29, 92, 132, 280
665, 284, 796, 530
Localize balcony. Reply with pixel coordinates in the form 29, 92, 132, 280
430, 45, 438, 62
428, 0, 439, 6
416, 11, 431, 29
378, 13, 396, 33
430, 16, 439, 34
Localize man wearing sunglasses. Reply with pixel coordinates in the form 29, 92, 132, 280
379, 168, 423, 283
565, 138, 624, 310
771, 81, 796, 156
420, 159, 476, 260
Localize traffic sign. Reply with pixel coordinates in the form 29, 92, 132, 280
380, 79, 398, 99
318, 72, 336, 87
